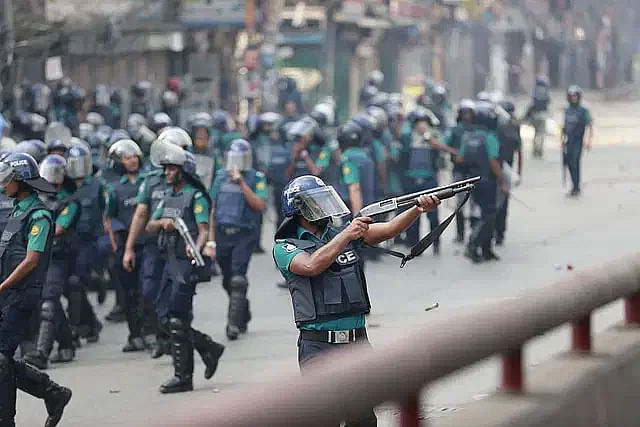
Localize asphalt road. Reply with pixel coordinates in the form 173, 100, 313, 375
16, 95, 640, 426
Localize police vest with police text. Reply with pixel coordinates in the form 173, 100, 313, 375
277, 227, 371, 326
214, 169, 261, 230
0, 202, 53, 287
408, 133, 433, 172
111, 176, 140, 238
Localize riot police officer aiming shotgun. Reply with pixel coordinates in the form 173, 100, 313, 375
273, 175, 476, 426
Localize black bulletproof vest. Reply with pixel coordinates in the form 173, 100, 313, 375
40, 193, 76, 256
73, 178, 103, 237
111, 176, 139, 235
278, 227, 371, 326
159, 189, 197, 259
498, 122, 520, 166
0, 194, 14, 232
143, 172, 166, 246
0, 202, 53, 288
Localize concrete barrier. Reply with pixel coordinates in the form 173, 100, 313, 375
434, 324, 640, 427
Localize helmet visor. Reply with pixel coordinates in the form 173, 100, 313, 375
67, 154, 92, 179
39, 161, 65, 184
225, 150, 252, 171
296, 186, 350, 221
151, 139, 186, 168
0, 162, 15, 189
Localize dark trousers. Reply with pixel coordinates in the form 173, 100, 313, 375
566, 142, 583, 192
495, 195, 509, 240
404, 176, 440, 248
298, 337, 377, 427
140, 245, 165, 337
0, 286, 42, 425
453, 171, 466, 239
68, 241, 98, 331
216, 228, 258, 294
41, 257, 74, 351
468, 180, 497, 253
115, 243, 143, 341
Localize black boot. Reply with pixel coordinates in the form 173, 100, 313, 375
239, 300, 251, 334
464, 246, 483, 263
226, 276, 248, 340
192, 329, 225, 380
159, 318, 194, 394
0, 353, 17, 427
482, 248, 501, 261
13, 360, 72, 427
23, 351, 49, 370
85, 318, 103, 343
122, 337, 146, 353
105, 304, 126, 323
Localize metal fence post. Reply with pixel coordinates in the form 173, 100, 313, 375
502, 347, 523, 392
571, 314, 592, 352
400, 394, 420, 427
625, 293, 640, 324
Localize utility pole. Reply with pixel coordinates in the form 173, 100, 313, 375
1, 0, 15, 108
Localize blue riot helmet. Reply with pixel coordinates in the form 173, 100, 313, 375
39, 154, 67, 185
281, 175, 350, 221
108, 129, 130, 147
287, 118, 315, 143
66, 143, 93, 179
93, 125, 113, 147
258, 112, 283, 133
0, 152, 56, 193
351, 112, 376, 134
337, 121, 364, 151
368, 92, 390, 109
156, 126, 192, 149
567, 85, 582, 104
44, 122, 72, 147
225, 139, 252, 171
360, 85, 378, 106
212, 110, 231, 133
388, 92, 403, 108
368, 70, 384, 88
16, 139, 47, 163
78, 123, 94, 141
183, 151, 200, 183
151, 112, 174, 133
536, 75, 550, 87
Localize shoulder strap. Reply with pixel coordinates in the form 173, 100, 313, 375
282, 238, 316, 251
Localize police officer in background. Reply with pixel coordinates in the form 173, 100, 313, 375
457, 103, 507, 263
562, 86, 593, 197
104, 139, 147, 352
188, 114, 220, 191
0, 153, 72, 427
336, 121, 375, 216
130, 81, 152, 119
285, 117, 324, 180
445, 100, 476, 243
24, 155, 78, 369
525, 76, 550, 158
208, 139, 267, 340
66, 144, 103, 342
123, 128, 192, 359
146, 141, 225, 394
400, 107, 457, 255
273, 175, 440, 427
495, 100, 523, 245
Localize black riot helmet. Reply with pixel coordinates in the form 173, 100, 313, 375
337, 121, 364, 151
431, 85, 448, 106
567, 85, 582, 105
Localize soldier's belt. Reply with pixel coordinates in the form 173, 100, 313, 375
300, 328, 367, 344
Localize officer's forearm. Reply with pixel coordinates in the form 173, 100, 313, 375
104, 217, 118, 251
303, 155, 322, 176
146, 219, 164, 233
290, 234, 351, 277
125, 205, 150, 251
348, 183, 363, 215
430, 137, 458, 156
196, 224, 208, 250
490, 159, 504, 186
365, 207, 420, 246
0, 251, 41, 292
208, 208, 216, 243
240, 181, 266, 212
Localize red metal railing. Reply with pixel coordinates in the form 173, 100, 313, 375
144, 254, 640, 427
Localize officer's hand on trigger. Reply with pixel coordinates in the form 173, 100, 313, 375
123, 248, 136, 272
416, 195, 440, 213
343, 217, 373, 241
162, 218, 176, 232
230, 168, 242, 183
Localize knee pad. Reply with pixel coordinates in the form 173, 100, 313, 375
168, 317, 189, 339
230, 275, 248, 293
40, 300, 57, 322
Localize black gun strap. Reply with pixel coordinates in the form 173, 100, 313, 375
364, 191, 472, 268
